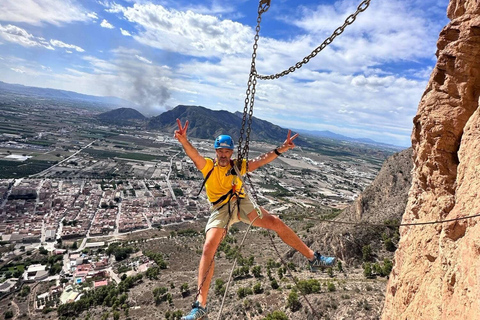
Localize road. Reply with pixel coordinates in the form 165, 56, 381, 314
166, 152, 180, 201
29, 140, 97, 178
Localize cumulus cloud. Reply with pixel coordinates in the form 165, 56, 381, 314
50, 39, 85, 52
109, 3, 253, 57
100, 19, 115, 29
286, 0, 444, 66
0, 0, 93, 26
120, 28, 132, 36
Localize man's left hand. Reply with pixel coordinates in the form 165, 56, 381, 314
278, 130, 299, 153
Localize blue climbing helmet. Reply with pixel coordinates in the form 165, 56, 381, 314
214, 135, 234, 150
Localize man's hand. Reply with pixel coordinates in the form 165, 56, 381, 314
278, 130, 299, 153
174, 118, 189, 143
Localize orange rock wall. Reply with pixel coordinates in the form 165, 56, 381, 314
382, 1, 480, 319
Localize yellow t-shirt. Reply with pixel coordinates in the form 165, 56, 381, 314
200, 158, 247, 204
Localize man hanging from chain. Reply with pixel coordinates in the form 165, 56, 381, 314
174, 119, 334, 320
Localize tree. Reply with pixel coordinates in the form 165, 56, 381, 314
71, 241, 78, 250
4, 310, 13, 319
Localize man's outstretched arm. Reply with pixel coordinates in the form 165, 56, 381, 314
174, 119, 206, 171
248, 130, 299, 172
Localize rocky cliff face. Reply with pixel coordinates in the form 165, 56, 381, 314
382, 1, 480, 319
301, 148, 412, 265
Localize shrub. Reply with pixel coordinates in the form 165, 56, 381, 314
296, 279, 321, 295
362, 245, 372, 262
382, 258, 393, 276
337, 260, 343, 272
271, 279, 279, 290
253, 282, 263, 294
286, 290, 301, 312
262, 310, 288, 320
363, 263, 373, 279
214, 279, 225, 296
385, 238, 396, 252
327, 282, 336, 292
251, 265, 262, 278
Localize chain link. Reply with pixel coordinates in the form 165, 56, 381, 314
238, 1, 269, 163
257, 0, 370, 80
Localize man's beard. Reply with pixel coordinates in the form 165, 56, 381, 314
218, 157, 230, 167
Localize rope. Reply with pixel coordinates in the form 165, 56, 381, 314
216, 215, 260, 320
302, 212, 480, 227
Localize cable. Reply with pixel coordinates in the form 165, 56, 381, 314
302, 212, 480, 227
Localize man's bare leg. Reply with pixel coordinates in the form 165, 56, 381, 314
196, 227, 225, 307
247, 208, 314, 260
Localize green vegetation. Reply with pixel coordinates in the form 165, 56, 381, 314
106, 243, 135, 261
153, 286, 172, 305
237, 286, 253, 298
362, 245, 372, 262
57, 275, 142, 317
296, 279, 321, 295
84, 149, 159, 161
262, 310, 289, 320
144, 251, 167, 269
286, 290, 301, 312
214, 279, 226, 297
176, 229, 198, 237
0, 159, 53, 178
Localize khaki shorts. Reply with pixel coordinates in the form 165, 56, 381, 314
205, 195, 255, 233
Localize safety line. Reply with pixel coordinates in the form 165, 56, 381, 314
302, 212, 480, 227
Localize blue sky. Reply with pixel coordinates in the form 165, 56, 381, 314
0, 0, 449, 147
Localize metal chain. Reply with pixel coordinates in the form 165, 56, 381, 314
257, 0, 371, 80
238, 1, 270, 164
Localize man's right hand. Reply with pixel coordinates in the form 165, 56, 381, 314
174, 118, 189, 142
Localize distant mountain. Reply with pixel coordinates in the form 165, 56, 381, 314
97, 108, 146, 121
148, 105, 290, 143
0, 80, 128, 107
294, 128, 399, 149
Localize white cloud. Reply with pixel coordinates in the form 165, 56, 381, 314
0, 0, 93, 26
10, 68, 25, 73
112, 3, 253, 57
0, 24, 54, 50
287, 0, 443, 66
50, 39, 85, 52
120, 28, 132, 36
135, 55, 152, 64
87, 12, 99, 20
100, 19, 115, 29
